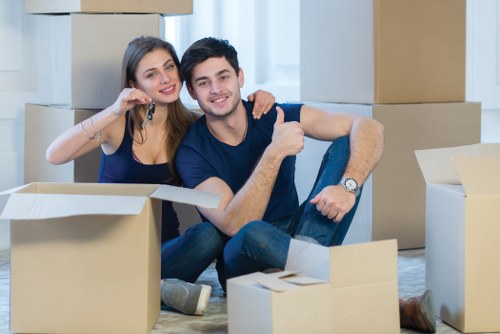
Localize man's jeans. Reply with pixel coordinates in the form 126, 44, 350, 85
161, 221, 226, 282
222, 135, 362, 281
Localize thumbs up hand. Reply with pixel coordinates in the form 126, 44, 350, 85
270, 107, 304, 159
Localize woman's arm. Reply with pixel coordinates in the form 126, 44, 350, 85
46, 88, 152, 164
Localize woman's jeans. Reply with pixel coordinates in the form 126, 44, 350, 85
222, 136, 362, 282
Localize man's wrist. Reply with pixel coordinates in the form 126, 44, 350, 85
339, 177, 360, 197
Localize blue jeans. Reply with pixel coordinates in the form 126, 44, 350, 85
222, 136, 362, 282
161, 221, 226, 282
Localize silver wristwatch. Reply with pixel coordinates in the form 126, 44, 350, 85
340, 177, 360, 197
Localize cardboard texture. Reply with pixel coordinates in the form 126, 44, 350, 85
25, 0, 192, 14
1, 182, 221, 334
302, 101, 481, 249
25, 103, 101, 183
301, 0, 465, 104
43, 14, 164, 109
227, 239, 399, 334
415, 144, 500, 333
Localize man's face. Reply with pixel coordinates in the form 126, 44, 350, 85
187, 56, 244, 118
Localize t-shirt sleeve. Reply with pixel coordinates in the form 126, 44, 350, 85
176, 144, 217, 189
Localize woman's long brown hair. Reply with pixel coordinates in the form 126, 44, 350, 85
122, 36, 197, 185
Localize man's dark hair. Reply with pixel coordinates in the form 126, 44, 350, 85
180, 37, 240, 89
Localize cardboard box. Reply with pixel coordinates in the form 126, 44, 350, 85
25, 103, 101, 183
25, 0, 192, 15
228, 239, 400, 334
301, 0, 465, 104
298, 102, 481, 249
228, 271, 332, 334
416, 144, 500, 333
0, 182, 220, 334
41, 14, 164, 109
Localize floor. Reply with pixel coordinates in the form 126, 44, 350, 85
0, 248, 476, 334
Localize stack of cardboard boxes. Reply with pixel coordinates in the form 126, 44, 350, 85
24, 0, 191, 183
299, 0, 480, 250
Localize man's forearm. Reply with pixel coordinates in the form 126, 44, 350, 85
343, 117, 384, 185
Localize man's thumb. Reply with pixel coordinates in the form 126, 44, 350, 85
275, 106, 284, 125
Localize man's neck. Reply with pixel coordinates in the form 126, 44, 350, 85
206, 104, 248, 146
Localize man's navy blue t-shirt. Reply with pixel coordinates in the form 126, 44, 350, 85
176, 100, 303, 222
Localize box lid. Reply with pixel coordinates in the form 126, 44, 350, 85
0, 183, 220, 220
453, 156, 500, 196
415, 143, 500, 184
25, 0, 192, 15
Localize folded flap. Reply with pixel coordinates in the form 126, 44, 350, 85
150, 184, 221, 208
415, 143, 500, 184
286, 239, 331, 281
0, 183, 34, 196
1, 193, 147, 220
253, 272, 298, 292
330, 239, 398, 288
453, 156, 500, 196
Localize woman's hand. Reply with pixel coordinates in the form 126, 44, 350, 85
248, 90, 276, 119
111, 88, 152, 116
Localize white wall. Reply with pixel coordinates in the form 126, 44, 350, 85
0, 1, 55, 250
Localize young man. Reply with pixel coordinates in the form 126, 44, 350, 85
177, 36, 385, 272
176, 37, 435, 333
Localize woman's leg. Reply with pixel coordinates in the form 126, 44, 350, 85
161, 221, 226, 282
293, 135, 362, 246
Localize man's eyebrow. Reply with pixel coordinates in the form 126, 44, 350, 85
194, 69, 231, 83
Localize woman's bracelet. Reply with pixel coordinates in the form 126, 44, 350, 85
79, 121, 94, 140
89, 116, 103, 144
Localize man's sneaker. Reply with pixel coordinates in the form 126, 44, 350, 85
160, 279, 212, 316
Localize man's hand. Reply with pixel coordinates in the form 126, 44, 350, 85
269, 107, 304, 159
310, 185, 356, 223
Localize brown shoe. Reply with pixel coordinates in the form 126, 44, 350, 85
399, 290, 436, 333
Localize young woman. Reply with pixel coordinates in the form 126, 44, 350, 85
46, 36, 274, 316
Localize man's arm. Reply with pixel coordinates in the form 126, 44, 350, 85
195, 108, 304, 236
300, 104, 384, 222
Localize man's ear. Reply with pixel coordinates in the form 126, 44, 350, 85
187, 85, 197, 100
238, 68, 245, 88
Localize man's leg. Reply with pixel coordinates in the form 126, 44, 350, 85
221, 220, 291, 282
161, 221, 226, 282
293, 135, 362, 246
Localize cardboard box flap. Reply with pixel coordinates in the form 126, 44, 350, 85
286, 239, 397, 286
151, 185, 221, 209
1, 193, 146, 220
415, 143, 500, 184
0, 183, 34, 196
453, 156, 500, 196
252, 271, 325, 292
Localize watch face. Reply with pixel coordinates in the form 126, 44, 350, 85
345, 179, 357, 190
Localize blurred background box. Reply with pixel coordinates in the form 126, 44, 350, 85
301, 0, 465, 104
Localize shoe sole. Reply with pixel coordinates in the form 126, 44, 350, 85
420, 290, 437, 333
194, 284, 212, 316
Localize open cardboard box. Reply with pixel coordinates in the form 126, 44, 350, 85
415, 143, 500, 333
0, 182, 220, 334
227, 239, 400, 334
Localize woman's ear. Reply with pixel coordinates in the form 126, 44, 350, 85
129, 80, 137, 89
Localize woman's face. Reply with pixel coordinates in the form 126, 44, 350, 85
132, 48, 182, 105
